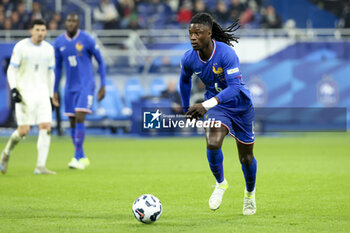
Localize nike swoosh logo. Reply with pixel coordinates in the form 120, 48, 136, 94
194, 71, 201, 75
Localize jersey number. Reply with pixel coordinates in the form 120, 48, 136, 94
68, 55, 77, 67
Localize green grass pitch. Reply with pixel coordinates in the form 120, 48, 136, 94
0, 133, 349, 232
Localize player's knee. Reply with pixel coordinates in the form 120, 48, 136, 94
240, 154, 253, 166
207, 141, 221, 150
76, 118, 84, 123
39, 124, 51, 130
18, 127, 30, 137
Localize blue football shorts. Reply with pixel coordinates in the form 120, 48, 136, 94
204, 105, 255, 144
64, 88, 94, 116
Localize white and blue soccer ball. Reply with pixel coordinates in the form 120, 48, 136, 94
132, 194, 162, 224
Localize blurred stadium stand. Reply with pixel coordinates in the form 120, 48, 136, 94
1, 0, 350, 135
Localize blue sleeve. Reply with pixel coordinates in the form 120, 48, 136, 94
216, 48, 242, 104
179, 56, 192, 112
90, 37, 106, 87
54, 40, 63, 93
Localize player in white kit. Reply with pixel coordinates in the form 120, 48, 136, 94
0, 19, 57, 175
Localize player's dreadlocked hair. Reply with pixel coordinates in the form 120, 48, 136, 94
190, 12, 240, 46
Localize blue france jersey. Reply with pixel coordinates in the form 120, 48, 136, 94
180, 40, 253, 112
54, 30, 106, 92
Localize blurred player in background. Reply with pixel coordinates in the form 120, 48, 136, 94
52, 13, 106, 170
0, 19, 56, 175
179, 13, 257, 215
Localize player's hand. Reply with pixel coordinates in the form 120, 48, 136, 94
185, 103, 207, 120
52, 93, 60, 107
50, 98, 55, 111
11, 88, 22, 103
97, 86, 105, 102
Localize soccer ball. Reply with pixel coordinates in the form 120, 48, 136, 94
132, 194, 162, 224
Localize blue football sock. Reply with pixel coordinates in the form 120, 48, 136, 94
207, 148, 224, 183
241, 157, 257, 192
70, 127, 75, 144
74, 123, 86, 160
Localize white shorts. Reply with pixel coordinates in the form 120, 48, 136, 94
15, 96, 52, 126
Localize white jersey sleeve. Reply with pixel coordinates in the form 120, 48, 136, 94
7, 42, 25, 89
48, 45, 55, 97
9, 42, 23, 67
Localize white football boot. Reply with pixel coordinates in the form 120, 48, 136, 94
243, 189, 256, 215
77, 157, 90, 170
34, 166, 56, 175
68, 158, 79, 169
0, 151, 10, 174
209, 179, 228, 210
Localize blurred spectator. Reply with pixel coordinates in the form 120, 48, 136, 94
193, 0, 209, 15
126, 11, 141, 30
94, 0, 120, 29
177, 0, 193, 26
230, 0, 247, 20
0, 11, 5, 29
117, 0, 135, 28
30, 2, 44, 20
261, 5, 282, 29
338, 0, 350, 28
148, 0, 174, 29
16, 2, 29, 29
240, 8, 254, 27
51, 12, 63, 29
161, 80, 182, 113
3, 17, 11, 30
48, 19, 58, 30
168, 0, 179, 13
2, 0, 15, 17
10, 11, 20, 29
213, 0, 230, 25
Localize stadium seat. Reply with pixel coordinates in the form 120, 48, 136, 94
124, 78, 145, 108
149, 78, 166, 97
97, 78, 129, 120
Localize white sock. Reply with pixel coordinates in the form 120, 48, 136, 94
36, 129, 51, 167
4, 130, 22, 155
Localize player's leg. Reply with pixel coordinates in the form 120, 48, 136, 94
69, 116, 76, 146
68, 116, 81, 169
74, 111, 90, 169
64, 90, 80, 168
233, 107, 257, 215
71, 89, 94, 170
236, 142, 257, 215
0, 125, 29, 174
205, 125, 229, 210
34, 123, 55, 175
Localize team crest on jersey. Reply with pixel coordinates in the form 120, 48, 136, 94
75, 42, 84, 52
212, 65, 223, 75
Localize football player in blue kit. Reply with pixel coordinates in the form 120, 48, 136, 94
179, 13, 257, 215
52, 13, 106, 170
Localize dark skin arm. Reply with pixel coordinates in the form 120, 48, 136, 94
97, 86, 105, 102
185, 96, 219, 120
